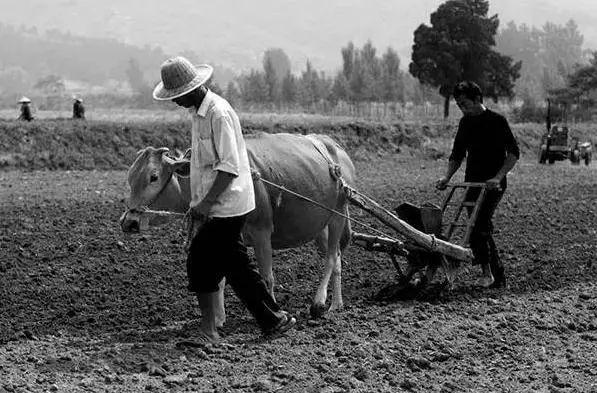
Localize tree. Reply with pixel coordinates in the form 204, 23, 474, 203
281, 72, 297, 105
263, 56, 278, 103
331, 72, 350, 103
540, 20, 584, 93
298, 60, 320, 106
341, 42, 356, 81
360, 40, 382, 101
125, 58, 148, 94
263, 48, 291, 82
495, 22, 543, 101
550, 51, 597, 107
380, 47, 404, 102
225, 81, 241, 106
409, 0, 520, 117
239, 70, 268, 104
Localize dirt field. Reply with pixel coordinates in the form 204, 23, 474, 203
1, 154, 596, 392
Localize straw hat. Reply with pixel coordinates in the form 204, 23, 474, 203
73, 96, 83, 102
153, 56, 213, 101
18, 96, 31, 104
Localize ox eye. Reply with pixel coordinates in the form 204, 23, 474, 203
149, 174, 159, 183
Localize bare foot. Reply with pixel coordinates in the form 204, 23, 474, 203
477, 275, 495, 288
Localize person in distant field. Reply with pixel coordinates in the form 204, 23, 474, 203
153, 56, 296, 343
72, 97, 85, 119
18, 97, 34, 121
436, 81, 520, 289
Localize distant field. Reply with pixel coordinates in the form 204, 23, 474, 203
0, 108, 188, 122
0, 108, 406, 125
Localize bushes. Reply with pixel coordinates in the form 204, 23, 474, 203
512, 100, 595, 123
0, 119, 189, 170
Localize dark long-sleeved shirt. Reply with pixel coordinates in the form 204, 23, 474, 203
449, 109, 520, 188
19, 105, 33, 121
73, 102, 85, 119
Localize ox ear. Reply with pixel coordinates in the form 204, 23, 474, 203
164, 155, 191, 177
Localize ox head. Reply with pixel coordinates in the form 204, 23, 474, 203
119, 146, 190, 232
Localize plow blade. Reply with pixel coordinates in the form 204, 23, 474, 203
345, 186, 473, 263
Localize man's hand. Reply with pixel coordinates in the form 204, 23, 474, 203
435, 177, 450, 190
187, 198, 216, 221
485, 177, 501, 190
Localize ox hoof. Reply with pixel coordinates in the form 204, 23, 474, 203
309, 303, 329, 319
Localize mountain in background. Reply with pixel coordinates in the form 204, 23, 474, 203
2, 0, 597, 74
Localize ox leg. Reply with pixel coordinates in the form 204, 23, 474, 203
314, 227, 328, 258
252, 229, 276, 301
311, 216, 345, 318
214, 278, 226, 328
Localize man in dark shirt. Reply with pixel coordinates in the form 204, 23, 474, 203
436, 81, 519, 288
72, 97, 85, 119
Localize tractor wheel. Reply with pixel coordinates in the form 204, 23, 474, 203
548, 157, 555, 164
570, 150, 580, 165
538, 148, 547, 164
585, 154, 592, 166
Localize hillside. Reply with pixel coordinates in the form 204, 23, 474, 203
0, 24, 238, 104
2, 0, 597, 73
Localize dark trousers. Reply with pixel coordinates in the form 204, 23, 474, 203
186, 214, 283, 332
465, 189, 505, 277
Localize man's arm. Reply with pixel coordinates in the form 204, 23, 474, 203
486, 152, 518, 189
190, 170, 235, 220
189, 112, 241, 221
436, 159, 463, 190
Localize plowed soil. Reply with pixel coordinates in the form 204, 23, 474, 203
1, 156, 596, 392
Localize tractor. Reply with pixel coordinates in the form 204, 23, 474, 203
538, 99, 592, 166
538, 125, 571, 164
570, 138, 593, 166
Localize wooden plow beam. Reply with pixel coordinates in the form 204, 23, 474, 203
351, 232, 408, 256
344, 185, 473, 263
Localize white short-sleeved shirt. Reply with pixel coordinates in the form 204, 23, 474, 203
188, 90, 255, 218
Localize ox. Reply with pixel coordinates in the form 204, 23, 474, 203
120, 132, 356, 322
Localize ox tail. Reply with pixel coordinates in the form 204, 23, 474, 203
340, 208, 352, 252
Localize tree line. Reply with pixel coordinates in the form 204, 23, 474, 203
222, 43, 435, 111
225, 0, 523, 118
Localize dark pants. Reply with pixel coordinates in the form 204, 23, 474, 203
465, 188, 505, 279
186, 214, 284, 332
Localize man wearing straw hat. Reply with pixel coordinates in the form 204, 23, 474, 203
18, 97, 34, 121
153, 56, 295, 343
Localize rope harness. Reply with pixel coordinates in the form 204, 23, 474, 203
124, 170, 186, 218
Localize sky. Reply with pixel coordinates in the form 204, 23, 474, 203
1, 0, 597, 72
